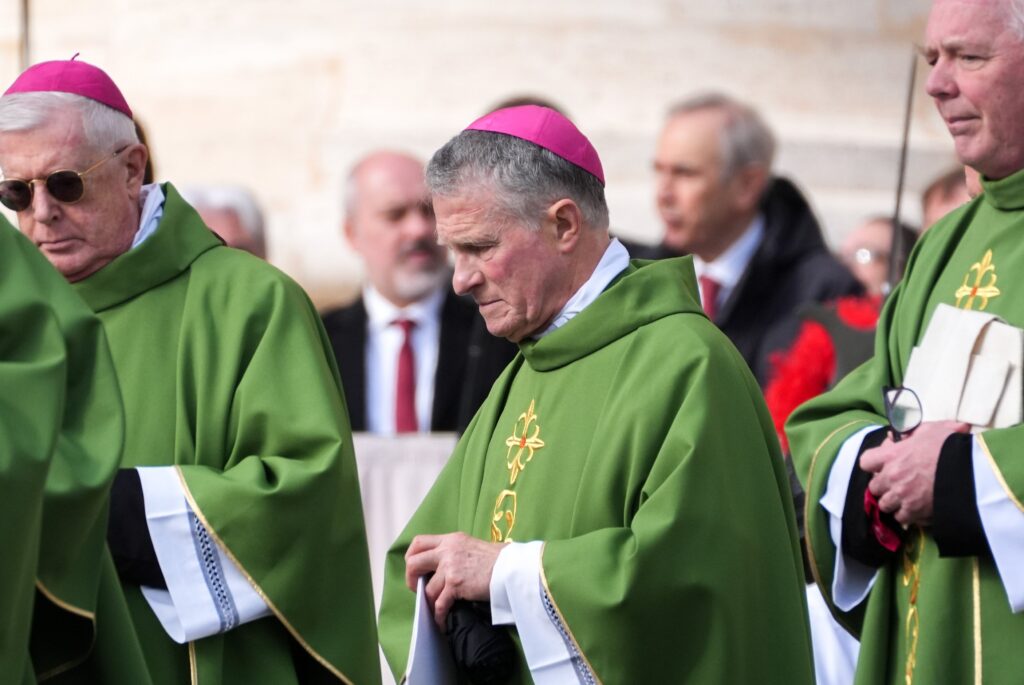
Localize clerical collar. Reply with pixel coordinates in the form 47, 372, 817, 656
692, 214, 764, 293
130, 183, 166, 249
981, 166, 1024, 211
363, 283, 445, 332
533, 237, 630, 339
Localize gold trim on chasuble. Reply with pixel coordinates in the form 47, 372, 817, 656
35, 580, 94, 621
955, 249, 1001, 311
189, 641, 198, 685
895, 252, 1001, 684
802, 420, 872, 636
973, 559, 982, 685
977, 434, 1024, 514
172, 467, 356, 685
538, 547, 605, 685
34, 580, 97, 681
901, 531, 924, 685
491, 400, 546, 542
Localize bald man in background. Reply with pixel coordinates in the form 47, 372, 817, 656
322, 151, 515, 434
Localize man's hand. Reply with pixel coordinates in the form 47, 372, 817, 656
405, 532, 504, 629
861, 420, 970, 527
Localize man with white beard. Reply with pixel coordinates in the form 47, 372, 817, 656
322, 150, 515, 434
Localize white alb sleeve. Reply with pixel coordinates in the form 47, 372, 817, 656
135, 466, 271, 643
490, 541, 594, 684
973, 437, 1024, 613
820, 425, 883, 612
805, 583, 859, 685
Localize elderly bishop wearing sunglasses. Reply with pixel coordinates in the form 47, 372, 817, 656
0, 59, 380, 685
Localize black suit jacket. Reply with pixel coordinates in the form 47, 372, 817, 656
622, 177, 863, 386
321, 290, 517, 433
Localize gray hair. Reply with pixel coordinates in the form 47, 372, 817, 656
1007, 0, 1024, 40
426, 130, 609, 231
179, 184, 266, 246
0, 91, 138, 152
667, 92, 776, 179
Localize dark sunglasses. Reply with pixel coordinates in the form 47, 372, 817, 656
0, 145, 128, 212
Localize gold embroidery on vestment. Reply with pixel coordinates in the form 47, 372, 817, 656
902, 530, 924, 685
490, 399, 545, 542
491, 490, 518, 542
505, 399, 545, 484
955, 249, 1000, 310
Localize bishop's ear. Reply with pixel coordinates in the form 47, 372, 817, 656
123, 143, 149, 190
546, 198, 584, 252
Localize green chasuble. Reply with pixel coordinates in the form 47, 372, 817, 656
0, 219, 150, 684
787, 168, 1024, 685
72, 184, 380, 685
379, 257, 814, 684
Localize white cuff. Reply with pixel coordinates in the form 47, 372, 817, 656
136, 467, 271, 643
821, 425, 882, 612
489, 541, 581, 684
973, 438, 1024, 613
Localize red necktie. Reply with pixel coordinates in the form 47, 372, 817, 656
699, 275, 721, 320
394, 319, 417, 433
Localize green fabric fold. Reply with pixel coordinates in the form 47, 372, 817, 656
788, 167, 1024, 684
381, 256, 813, 684
74, 185, 380, 685
1, 218, 149, 684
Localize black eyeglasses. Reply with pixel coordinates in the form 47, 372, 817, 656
882, 385, 923, 441
0, 146, 128, 212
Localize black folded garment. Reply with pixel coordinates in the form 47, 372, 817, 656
107, 468, 167, 588
446, 601, 517, 684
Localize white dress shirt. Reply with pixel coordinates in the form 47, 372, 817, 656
362, 284, 445, 434
692, 214, 765, 316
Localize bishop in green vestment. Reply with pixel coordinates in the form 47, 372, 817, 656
0, 218, 150, 683
787, 2, 1024, 683
379, 105, 814, 684
0, 60, 379, 684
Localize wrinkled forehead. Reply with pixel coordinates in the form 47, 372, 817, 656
434, 192, 508, 242
926, 0, 1017, 38
0, 106, 95, 173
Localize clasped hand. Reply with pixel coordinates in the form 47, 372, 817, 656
860, 420, 970, 528
405, 532, 504, 629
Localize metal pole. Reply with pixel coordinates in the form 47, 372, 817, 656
20, 0, 31, 71
885, 48, 918, 295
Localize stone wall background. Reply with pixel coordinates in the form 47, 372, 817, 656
0, 0, 955, 308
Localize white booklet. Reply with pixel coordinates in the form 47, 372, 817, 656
404, 576, 456, 684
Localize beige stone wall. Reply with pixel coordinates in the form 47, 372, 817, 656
2, 0, 954, 308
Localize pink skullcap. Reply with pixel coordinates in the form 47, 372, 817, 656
465, 105, 604, 186
4, 55, 132, 119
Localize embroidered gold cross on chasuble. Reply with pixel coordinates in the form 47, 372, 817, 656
955, 249, 1001, 311
902, 249, 1002, 684
491, 399, 546, 542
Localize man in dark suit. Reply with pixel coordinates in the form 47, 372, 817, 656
644, 93, 861, 387
322, 150, 515, 433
